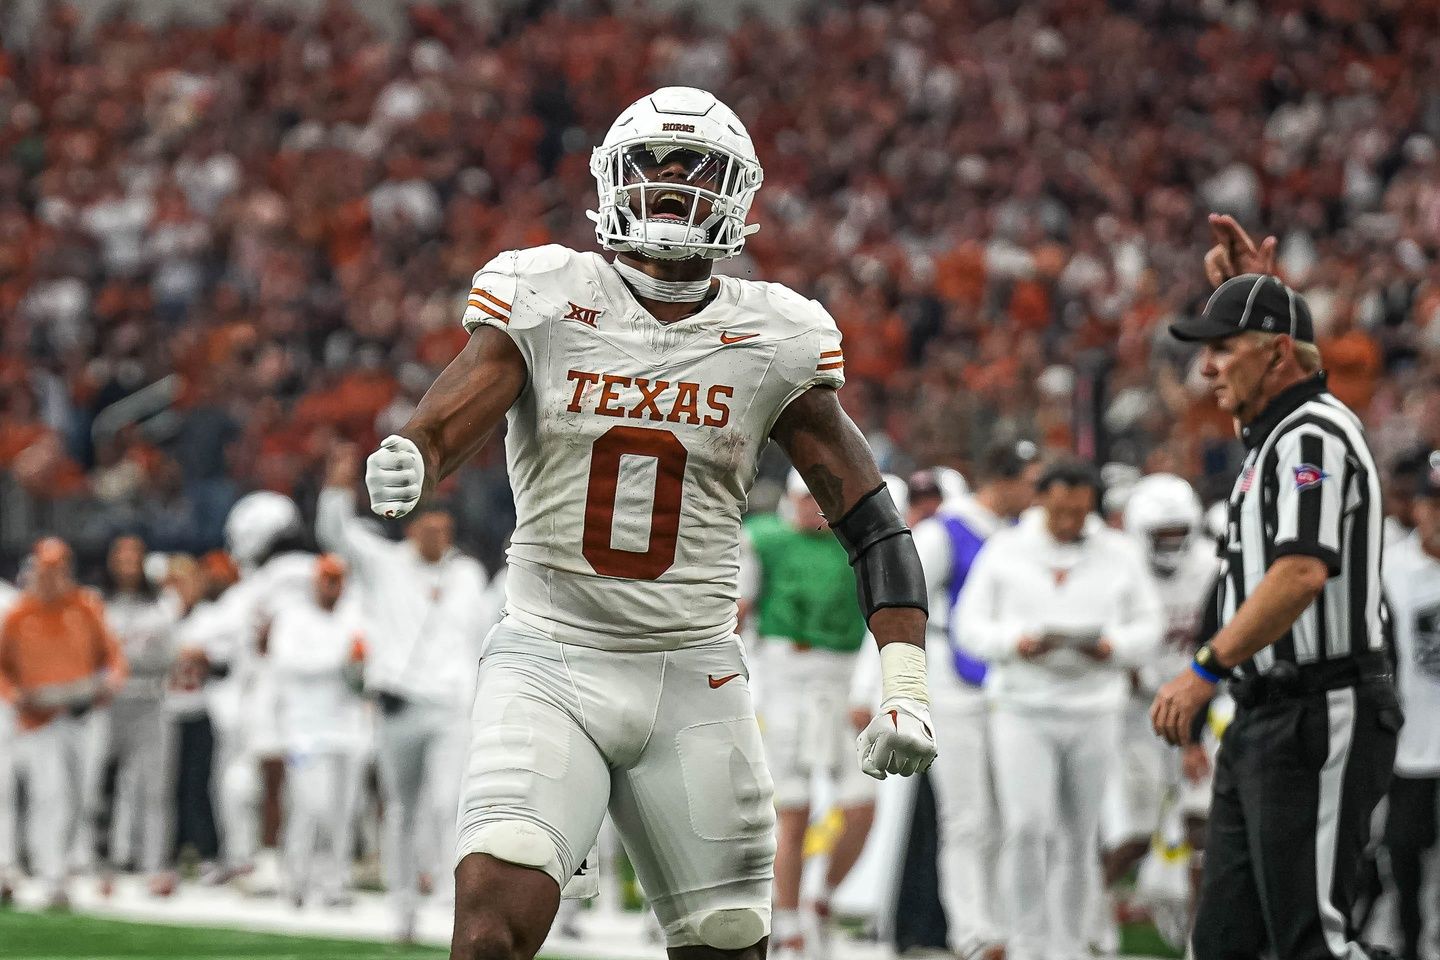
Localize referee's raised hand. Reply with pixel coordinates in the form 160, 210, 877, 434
1203, 213, 1277, 287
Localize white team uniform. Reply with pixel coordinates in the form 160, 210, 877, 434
203, 551, 317, 871
0, 580, 18, 886
956, 511, 1162, 960
914, 498, 1005, 955
269, 593, 370, 905
457, 244, 845, 949
316, 488, 491, 925
1102, 542, 1219, 849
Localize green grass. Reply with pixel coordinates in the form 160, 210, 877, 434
0, 911, 446, 959
0, 911, 599, 960
0, 904, 1183, 959
1121, 921, 1184, 959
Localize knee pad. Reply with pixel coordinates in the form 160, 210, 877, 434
696, 907, 767, 951
458, 820, 563, 885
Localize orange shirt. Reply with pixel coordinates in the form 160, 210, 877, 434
0, 588, 128, 730
1320, 330, 1382, 415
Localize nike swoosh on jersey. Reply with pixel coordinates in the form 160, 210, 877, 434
707, 673, 741, 689
719, 331, 759, 345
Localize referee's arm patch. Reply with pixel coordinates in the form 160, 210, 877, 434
1271, 426, 1348, 576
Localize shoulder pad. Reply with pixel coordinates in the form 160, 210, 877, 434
464, 245, 582, 333
752, 280, 839, 337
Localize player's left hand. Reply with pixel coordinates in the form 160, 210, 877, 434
1150, 668, 1213, 747
857, 697, 936, 780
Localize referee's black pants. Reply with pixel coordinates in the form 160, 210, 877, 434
1193, 681, 1401, 960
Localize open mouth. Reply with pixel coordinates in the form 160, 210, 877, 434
648, 191, 691, 221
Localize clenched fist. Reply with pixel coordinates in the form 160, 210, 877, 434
366, 435, 425, 518
857, 697, 936, 779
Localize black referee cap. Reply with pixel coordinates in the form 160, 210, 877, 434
1171, 273, 1315, 344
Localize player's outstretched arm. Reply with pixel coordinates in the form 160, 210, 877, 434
367, 326, 526, 519
771, 385, 936, 779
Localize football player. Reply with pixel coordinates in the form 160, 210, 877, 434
741, 470, 892, 960
1100, 474, 1220, 941
365, 86, 936, 960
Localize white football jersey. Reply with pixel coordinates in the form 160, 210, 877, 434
1137, 544, 1220, 694
463, 245, 845, 651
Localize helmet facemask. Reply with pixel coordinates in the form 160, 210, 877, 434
1146, 524, 1194, 576
590, 135, 762, 261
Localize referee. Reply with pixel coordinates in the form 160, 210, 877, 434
1150, 229, 1402, 960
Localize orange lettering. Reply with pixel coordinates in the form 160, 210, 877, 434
629, 378, 670, 420
703, 384, 733, 428
666, 382, 701, 425
596, 374, 632, 418
566, 370, 600, 412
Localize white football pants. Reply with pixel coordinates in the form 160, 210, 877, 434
105, 698, 176, 873
0, 705, 16, 880
375, 699, 468, 917
930, 682, 1003, 953
16, 714, 96, 894
284, 750, 363, 903
990, 706, 1120, 960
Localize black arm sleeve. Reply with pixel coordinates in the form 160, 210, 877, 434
830, 484, 928, 620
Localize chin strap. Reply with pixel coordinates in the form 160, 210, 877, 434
613, 259, 712, 303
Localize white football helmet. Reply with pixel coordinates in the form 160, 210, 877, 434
224, 491, 302, 570
1124, 474, 1204, 575
935, 467, 970, 508
589, 86, 763, 261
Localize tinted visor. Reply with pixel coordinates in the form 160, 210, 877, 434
620, 143, 732, 190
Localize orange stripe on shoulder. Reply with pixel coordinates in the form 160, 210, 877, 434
817, 361, 844, 371
820, 349, 844, 359
471, 288, 512, 312
468, 300, 509, 324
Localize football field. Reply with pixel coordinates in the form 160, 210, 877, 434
0, 863, 1179, 960
0, 907, 1182, 960
0, 910, 448, 960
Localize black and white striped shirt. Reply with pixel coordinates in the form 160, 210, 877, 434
1219, 374, 1385, 677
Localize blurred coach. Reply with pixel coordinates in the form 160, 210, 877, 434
0, 538, 128, 908
1152, 219, 1400, 960
318, 444, 491, 941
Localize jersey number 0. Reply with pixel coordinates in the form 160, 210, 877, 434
582, 425, 688, 581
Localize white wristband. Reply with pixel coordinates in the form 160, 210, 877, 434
880, 643, 929, 706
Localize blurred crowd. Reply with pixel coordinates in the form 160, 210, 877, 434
3, 0, 1440, 574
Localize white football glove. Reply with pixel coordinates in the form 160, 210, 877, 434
366, 435, 424, 519
857, 643, 937, 780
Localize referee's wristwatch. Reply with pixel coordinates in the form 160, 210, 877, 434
1191, 643, 1226, 684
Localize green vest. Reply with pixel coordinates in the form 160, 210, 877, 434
744, 513, 866, 653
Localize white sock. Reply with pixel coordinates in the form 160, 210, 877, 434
773, 908, 800, 943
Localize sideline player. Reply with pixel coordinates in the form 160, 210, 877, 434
203, 493, 317, 892
915, 442, 1039, 959
270, 554, 369, 908
1100, 475, 1219, 941
364, 86, 936, 960
743, 469, 877, 960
